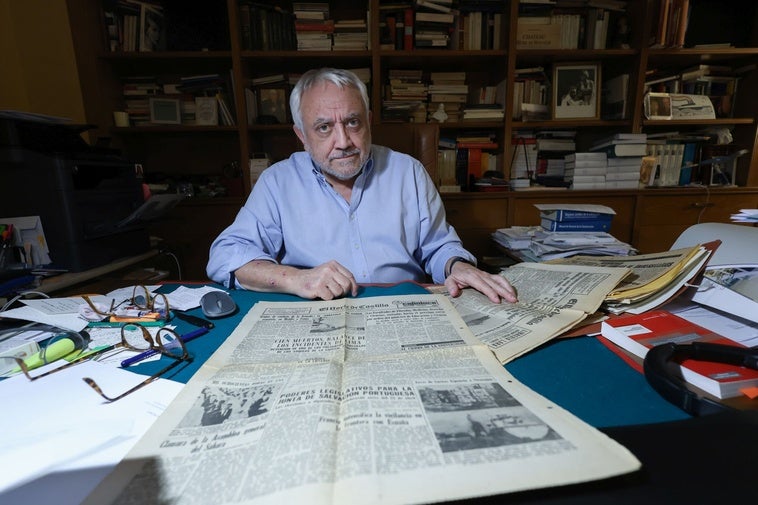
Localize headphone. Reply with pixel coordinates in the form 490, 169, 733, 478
643, 342, 758, 416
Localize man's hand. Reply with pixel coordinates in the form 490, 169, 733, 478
444, 261, 517, 304
291, 260, 359, 300
236, 259, 358, 300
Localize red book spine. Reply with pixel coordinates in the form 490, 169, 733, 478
404, 8, 414, 50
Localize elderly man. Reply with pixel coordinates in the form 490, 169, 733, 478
207, 68, 516, 304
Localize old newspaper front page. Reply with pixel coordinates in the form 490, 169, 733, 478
84, 294, 639, 505
432, 262, 631, 363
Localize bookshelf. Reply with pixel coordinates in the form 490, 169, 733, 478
65, 0, 758, 277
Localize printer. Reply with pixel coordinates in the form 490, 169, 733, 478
0, 112, 151, 272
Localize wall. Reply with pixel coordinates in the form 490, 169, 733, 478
0, 0, 86, 123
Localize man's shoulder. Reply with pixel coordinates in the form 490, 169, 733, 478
371, 144, 422, 168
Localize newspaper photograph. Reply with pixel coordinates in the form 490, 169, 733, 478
83, 294, 640, 505
431, 262, 631, 363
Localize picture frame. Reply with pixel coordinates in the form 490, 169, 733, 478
255, 86, 288, 125
195, 96, 219, 126
552, 63, 601, 120
644, 92, 673, 120
149, 97, 181, 124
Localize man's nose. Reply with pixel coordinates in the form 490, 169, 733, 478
333, 122, 352, 148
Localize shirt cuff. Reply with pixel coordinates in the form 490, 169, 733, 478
445, 256, 474, 278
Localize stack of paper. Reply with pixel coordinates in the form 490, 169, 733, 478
527, 231, 636, 261
491, 226, 542, 250
548, 245, 712, 314
731, 209, 758, 223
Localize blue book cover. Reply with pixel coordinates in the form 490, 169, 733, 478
540, 217, 612, 232
539, 209, 614, 222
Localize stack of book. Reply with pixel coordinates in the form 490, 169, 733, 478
414, 1, 456, 49
591, 133, 647, 189
427, 72, 467, 123
383, 68, 427, 122
563, 152, 607, 190
462, 104, 505, 121
122, 76, 161, 126
332, 17, 368, 50
600, 309, 758, 400
294, 2, 333, 51
536, 203, 615, 232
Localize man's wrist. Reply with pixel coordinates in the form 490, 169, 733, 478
445, 256, 473, 278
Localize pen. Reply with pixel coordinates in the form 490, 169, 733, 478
120, 327, 208, 368
173, 311, 215, 329
88, 321, 165, 328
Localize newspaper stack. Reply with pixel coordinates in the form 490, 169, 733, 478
548, 246, 712, 315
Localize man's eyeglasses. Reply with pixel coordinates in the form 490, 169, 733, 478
83, 323, 191, 402
81, 285, 171, 322
13, 323, 192, 402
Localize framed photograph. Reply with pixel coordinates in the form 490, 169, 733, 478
149, 97, 181, 124
552, 63, 601, 120
644, 92, 673, 120
256, 86, 288, 125
195, 96, 219, 126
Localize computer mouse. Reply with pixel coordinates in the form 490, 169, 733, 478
200, 291, 237, 318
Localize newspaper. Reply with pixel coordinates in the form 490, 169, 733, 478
430, 262, 631, 363
83, 294, 640, 505
546, 246, 711, 314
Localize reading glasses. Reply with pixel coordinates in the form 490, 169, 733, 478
12, 323, 192, 402
81, 285, 171, 322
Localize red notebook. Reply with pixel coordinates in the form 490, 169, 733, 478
600, 310, 758, 399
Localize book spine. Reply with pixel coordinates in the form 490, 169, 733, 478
541, 218, 612, 231
545, 210, 613, 221
404, 8, 414, 50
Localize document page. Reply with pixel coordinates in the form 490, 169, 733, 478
431, 262, 631, 363
83, 294, 640, 505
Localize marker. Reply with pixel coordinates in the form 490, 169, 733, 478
120, 327, 208, 368
12, 334, 88, 373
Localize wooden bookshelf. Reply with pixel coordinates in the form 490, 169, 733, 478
64, 0, 758, 278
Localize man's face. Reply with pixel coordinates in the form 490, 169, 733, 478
294, 81, 371, 181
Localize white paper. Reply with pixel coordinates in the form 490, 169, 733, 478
0, 360, 183, 495
164, 285, 227, 311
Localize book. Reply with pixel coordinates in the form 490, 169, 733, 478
541, 216, 612, 232
591, 142, 647, 157
536, 204, 616, 221
692, 264, 758, 324
600, 310, 758, 399
602, 74, 630, 119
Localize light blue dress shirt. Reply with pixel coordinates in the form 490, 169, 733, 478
206, 145, 474, 287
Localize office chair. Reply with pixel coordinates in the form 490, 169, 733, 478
670, 222, 758, 265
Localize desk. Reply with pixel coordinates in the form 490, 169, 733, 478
2, 282, 756, 505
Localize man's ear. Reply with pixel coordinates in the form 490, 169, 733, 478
293, 126, 307, 149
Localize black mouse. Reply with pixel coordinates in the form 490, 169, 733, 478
200, 291, 237, 318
